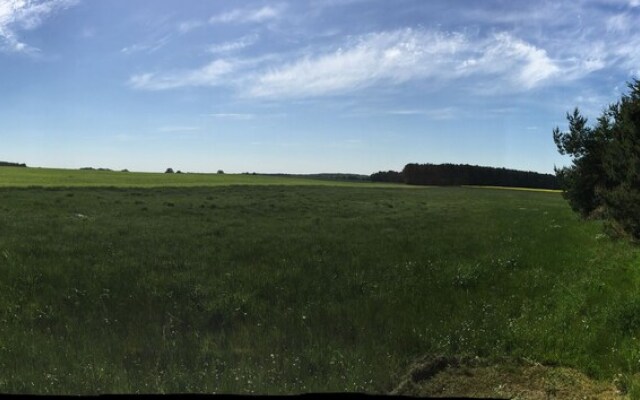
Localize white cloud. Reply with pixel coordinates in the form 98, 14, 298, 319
0, 0, 77, 53
247, 29, 465, 98
457, 32, 560, 89
209, 5, 282, 24
129, 60, 234, 90
129, 26, 620, 99
247, 29, 564, 98
462, 1, 640, 78
208, 34, 258, 54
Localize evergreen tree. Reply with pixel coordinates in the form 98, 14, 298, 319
552, 108, 609, 217
553, 79, 640, 238
600, 80, 640, 237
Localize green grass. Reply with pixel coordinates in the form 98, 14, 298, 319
0, 167, 403, 188
1, 171, 640, 394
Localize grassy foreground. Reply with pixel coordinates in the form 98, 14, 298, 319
1, 174, 640, 394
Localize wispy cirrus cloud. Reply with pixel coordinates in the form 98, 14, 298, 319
455, 32, 560, 89
208, 34, 258, 54
0, 0, 78, 53
121, 34, 172, 55
129, 59, 235, 90
209, 5, 283, 24
128, 26, 619, 99
247, 29, 564, 98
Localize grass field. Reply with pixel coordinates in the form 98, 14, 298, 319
1, 168, 640, 395
0, 167, 401, 188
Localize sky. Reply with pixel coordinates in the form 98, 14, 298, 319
0, 0, 639, 174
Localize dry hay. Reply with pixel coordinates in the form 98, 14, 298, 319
392, 356, 624, 399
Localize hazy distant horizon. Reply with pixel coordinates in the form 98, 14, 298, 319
1, 161, 560, 178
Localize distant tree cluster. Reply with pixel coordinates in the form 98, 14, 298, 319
370, 170, 404, 183
79, 167, 129, 172
80, 167, 113, 171
371, 163, 559, 189
304, 173, 369, 182
262, 173, 370, 182
553, 79, 640, 239
310, 173, 370, 182
0, 161, 26, 167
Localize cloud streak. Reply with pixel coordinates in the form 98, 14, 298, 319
129, 60, 235, 90
208, 34, 258, 54
209, 5, 282, 24
121, 35, 172, 55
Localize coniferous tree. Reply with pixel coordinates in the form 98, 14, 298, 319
599, 81, 640, 237
553, 107, 610, 217
553, 79, 640, 238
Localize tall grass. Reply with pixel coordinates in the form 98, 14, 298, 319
0, 185, 639, 394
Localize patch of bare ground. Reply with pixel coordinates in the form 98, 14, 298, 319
391, 356, 625, 399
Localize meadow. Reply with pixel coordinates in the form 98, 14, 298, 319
1, 168, 640, 395
0, 167, 396, 188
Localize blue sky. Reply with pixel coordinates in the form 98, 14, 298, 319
1, 0, 639, 174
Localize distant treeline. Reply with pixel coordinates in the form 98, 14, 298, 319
371, 163, 560, 189
260, 173, 370, 182
306, 173, 370, 182
0, 161, 26, 167
80, 167, 130, 172
80, 167, 113, 171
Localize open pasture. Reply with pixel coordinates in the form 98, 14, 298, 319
0, 178, 639, 394
0, 167, 398, 188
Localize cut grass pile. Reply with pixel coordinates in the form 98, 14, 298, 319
1, 180, 640, 395
392, 356, 623, 398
